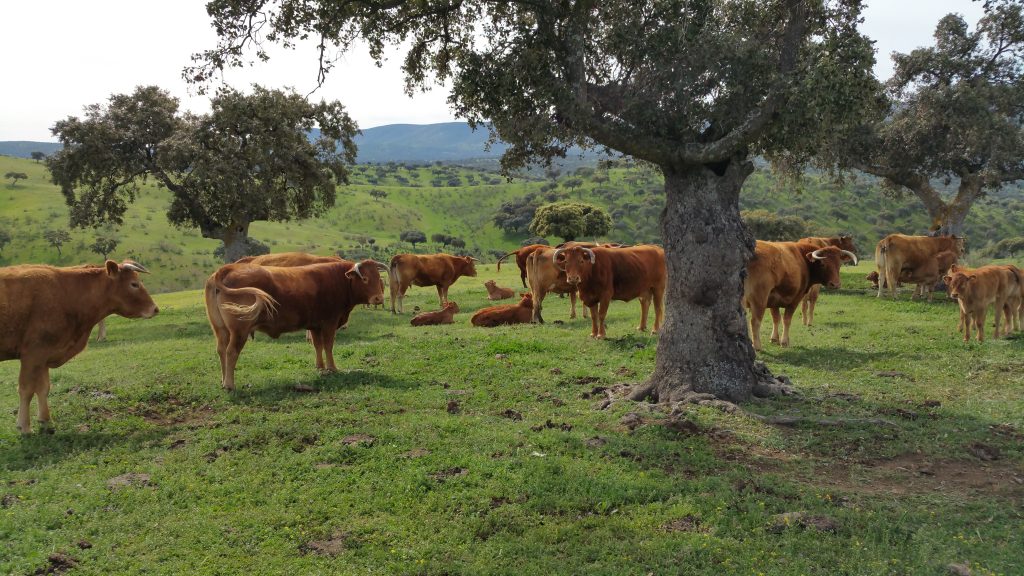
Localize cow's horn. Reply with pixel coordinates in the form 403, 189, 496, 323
810, 249, 827, 261
371, 259, 388, 272
840, 250, 858, 266
121, 261, 150, 274
552, 247, 565, 263
351, 261, 364, 279
581, 247, 596, 264
469, 257, 480, 262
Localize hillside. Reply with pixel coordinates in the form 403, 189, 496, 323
2, 155, 1023, 293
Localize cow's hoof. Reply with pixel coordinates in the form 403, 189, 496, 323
37, 420, 55, 434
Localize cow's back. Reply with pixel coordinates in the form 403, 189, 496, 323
0, 266, 97, 361
600, 245, 666, 300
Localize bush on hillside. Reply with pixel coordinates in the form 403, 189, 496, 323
978, 237, 1024, 258
741, 209, 817, 241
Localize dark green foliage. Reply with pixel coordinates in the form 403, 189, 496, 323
741, 209, 818, 241
29, 151, 45, 163
400, 230, 427, 247
89, 235, 119, 260
530, 202, 612, 242
369, 189, 388, 202
42, 228, 70, 256
450, 237, 466, 250
979, 237, 1024, 258
493, 193, 547, 234
4, 172, 27, 187
522, 236, 549, 247
431, 233, 453, 247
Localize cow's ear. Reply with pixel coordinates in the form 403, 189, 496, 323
943, 275, 952, 284
105, 260, 119, 277
805, 252, 817, 263
967, 274, 976, 282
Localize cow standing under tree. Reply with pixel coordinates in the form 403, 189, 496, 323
204, 259, 386, 391
1, 260, 158, 433
743, 242, 856, 351
798, 235, 858, 326
553, 244, 667, 339
388, 254, 478, 314
875, 234, 965, 299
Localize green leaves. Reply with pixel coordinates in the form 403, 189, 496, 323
529, 201, 612, 242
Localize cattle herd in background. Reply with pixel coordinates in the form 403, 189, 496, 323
2, 231, 1023, 433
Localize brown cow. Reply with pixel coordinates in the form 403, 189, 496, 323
944, 265, 1020, 342
389, 253, 478, 314
204, 259, 385, 391
524, 246, 588, 323
743, 241, 856, 350
554, 244, 666, 339
798, 235, 858, 326
484, 280, 515, 300
1, 260, 158, 433
471, 293, 535, 327
875, 234, 964, 299
411, 301, 461, 326
898, 249, 960, 302
496, 244, 549, 288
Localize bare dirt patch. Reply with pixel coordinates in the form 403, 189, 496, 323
31, 552, 78, 575
663, 515, 704, 533
300, 531, 350, 557
107, 473, 152, 490
816, 453, 1024, 498
341, 434, 375, 447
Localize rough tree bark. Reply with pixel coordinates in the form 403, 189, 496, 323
216, 219, 251, 263
641, 158, 769, 403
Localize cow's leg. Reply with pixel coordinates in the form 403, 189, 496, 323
975, 310, 986, 342
588, 304, 601, 338
652, 287, 664, 333
321, 327, 338, 372
802, 285, 819, 326
222, 332, 246, 391
436, 285, 446, 307
597, 300, 610, 339
211, 325, 230, 385
532, 290, 546, 324
769, 308, 782, 344
992, 300, 1004, 338
748, 304, 766, 351
95, 319, 107, 342
569, 291, 577, 319
17, 361, 45, 434
781, 306, 798, 347
35, 369, 54, 433
309, 330, 326, 371
638, 296, 650, 332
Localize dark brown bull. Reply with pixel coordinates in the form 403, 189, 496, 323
798, 235, 858, 325
743, 241, 856, 350
389, 253, 478, 313
875, 234, 964, 299
554, 244, 666, 339
204, 259, 385, 391
471, 293, 535, 327
496, 244, 549, 288
1, 260, 158, 433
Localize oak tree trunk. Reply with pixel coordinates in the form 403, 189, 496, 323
218, 219, 251, 263
647, 159, 765, 403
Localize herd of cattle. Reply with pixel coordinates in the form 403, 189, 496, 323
1, 232, 1021, 433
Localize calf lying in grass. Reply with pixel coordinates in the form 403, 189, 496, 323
484, 279, 515, 300
410, 301, 460, 326
471, 293, 534, 327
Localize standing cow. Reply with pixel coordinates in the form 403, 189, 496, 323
743, 241, 856, 350
496, 244, 549, 288
944, 265, 1021, 342
1, 261, 158, 433
798, 235, 858, 326
553, 244, 666, 339
389, 253, 478, 314
875, 234, 964, 299
204, 259, 385, 391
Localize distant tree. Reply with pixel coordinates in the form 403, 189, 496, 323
43, 229, 71, 257
562, 177, 585, 197
0, 229, 10, 256
846, 2, 1024, 235
493, 193, 545, 234
369, 189, 389, 202
47, 85, 357, 262
530, 202, 612, 242
89, 236, 119, 260
30, 151, 46, 163
450, 237, 466, 249
431, 233, 453, 247
400, 230, 427, 248
521, 236, 549, 247
574, 167, 595, 180
740, 210, 817, 241
5, 172, 27, 187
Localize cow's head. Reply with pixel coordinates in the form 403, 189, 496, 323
106, 260, 159, 319
457, 256, 479, 277
518, 292, 534, 308
806, 247, 856, 289
553, 245, 596, 286
484, 279, 497, 290
346, 260, 388, 306
835, 235, 858, 258
866, 271, 880, 289
444, 301, 460, 314
944, 272, 973, 300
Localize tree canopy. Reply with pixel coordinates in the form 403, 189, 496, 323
530, 201, 611, 242
400, 230, 427, 247
47, 85, 358, 261
848, 0, 1024, 235
5, 172, 27, 187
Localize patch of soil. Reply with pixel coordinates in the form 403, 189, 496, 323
620, 412, 643, 430
580, 386, 608, 399
133, 404, 217, 428
293, 384, 317, 393
989, 423, 1022, 440
1, 494, 16, 508
876, 370, 913, 380
430, 467, 468, 482
614, 366, 636, 377
500, 409, 523, 421
402, 448, 430, 458
76, 540, 92, 550
767, 511, 839, 533
32, 552, 78, 575
560, 376, 602, 387
585, 436, 607, 448
300, 531, 350, 557
816, 453, 1024, 498
167, 439, 187, 450
530, 420, 573, 432
204, 446, 230, 463
106, 473, 151, 490
967, 442, 1001, 461
663, 515, 703, 532
446, 400, 461, 414
340, 434, 375, 447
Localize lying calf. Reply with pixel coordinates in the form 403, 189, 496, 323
471, 293, 534, 327
410, 301, 460, 326
484, 279, 515, 300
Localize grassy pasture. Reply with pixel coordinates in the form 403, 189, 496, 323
1, 261, 1022, 575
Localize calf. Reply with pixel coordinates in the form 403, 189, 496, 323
944, 265, 1018, 342
484, 280, 515, 300
471, 293, 534, 327
411, 301, 460, 326
1, 260, 158, 433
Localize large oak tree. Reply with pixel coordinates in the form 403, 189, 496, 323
191, 0, 876, 401
850, 0, 1024, 236
48, 85, 358, 261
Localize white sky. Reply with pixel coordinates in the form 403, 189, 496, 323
0, 0, 986, 142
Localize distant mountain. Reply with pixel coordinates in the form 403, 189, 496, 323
0, 122, 578, 163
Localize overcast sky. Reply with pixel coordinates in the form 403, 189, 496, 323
0, 0, 985, 142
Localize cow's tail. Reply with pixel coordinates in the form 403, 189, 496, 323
496, 250, 517, 273
388, 255, 402, 313
212, 272, 278, 322
875, 238, 891, 297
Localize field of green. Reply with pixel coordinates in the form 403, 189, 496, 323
2, 262, 1022, 575
4, 154, 1024, 294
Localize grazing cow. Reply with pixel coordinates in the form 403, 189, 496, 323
553, 244, 667, 339
471, 293, 535, 327
389, 253, 478, 314
204, 259, 385, 391
743, 241, 857, 350
497, 244, 549, 288
798, 235, 858, 326
1, 260, 158, 433
524, 246, 588, 323
411, 301, 461, 326
875, 234, 964, 299
484, 280, 516, 300
944, 265, 1021, 342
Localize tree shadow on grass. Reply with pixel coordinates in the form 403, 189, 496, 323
759, 347, 888, 370
226, 369, 420, 406
1, 426, 173, 472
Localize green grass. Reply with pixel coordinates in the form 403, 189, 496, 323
1, 263, 1022, 575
